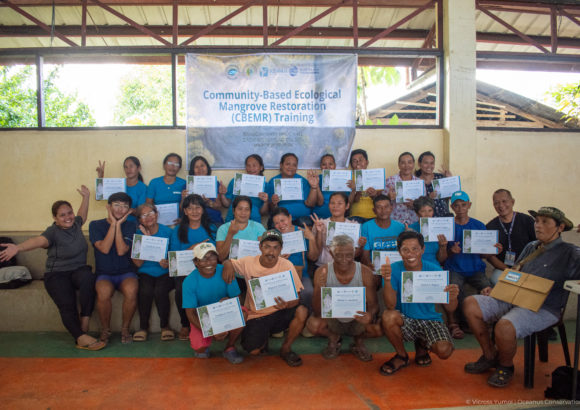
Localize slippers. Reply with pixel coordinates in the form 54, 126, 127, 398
99, 329, 112, 343
448, 323, 465, 340
133, 330, 147, 342
280, 350, 303, 367
350, 343, 373, 362
178, 327, 190, 341
414, 340, 432, 367
161, 329, 175, 341
76, 339, 106, 351
121, 328, 132, 345
379, 353, 409, 376
487, 365, 514, 388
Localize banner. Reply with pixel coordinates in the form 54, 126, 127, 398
186, 53, 357, 169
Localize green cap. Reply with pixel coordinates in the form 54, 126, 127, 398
528, 207, 573, 231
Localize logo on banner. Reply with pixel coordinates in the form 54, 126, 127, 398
289, 66, 298, 77
259, 66, 268, 77
226, 65, 239, 80
244, 65, 256, 77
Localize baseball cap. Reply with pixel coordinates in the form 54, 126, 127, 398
193, 242, 218, 259
260, 229, 283, 245
450, 190, 470, 205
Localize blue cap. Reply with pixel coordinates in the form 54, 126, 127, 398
450, 190, 470, 204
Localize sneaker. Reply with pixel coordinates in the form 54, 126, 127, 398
223, 348, 244, 364
194, 347, 210, 359
464, 354, 498, 374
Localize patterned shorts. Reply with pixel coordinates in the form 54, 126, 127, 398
400, 315, 453, 348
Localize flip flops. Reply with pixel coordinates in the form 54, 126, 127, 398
132, 330, 148, 342
448, 323, 465, 340
76, 339, 106, 351
161, 329, 175, 341
487, 365, 514, 388
280, 350, 303, 367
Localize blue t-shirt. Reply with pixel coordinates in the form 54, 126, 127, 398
224, 177, 265, 223
127, 181, 147, 223
169, 224, 216, 251
311, 174, 333, 219
266, 174, 312, 219
444, 217, 487, 275
136, 223, 173, 277
286, 225, 310, 278
89, 218, 136, 276
362, 219, 405, 251
409, 221, 441, 268
182, 265, 241, 308
146, 176, 186, 205
387, 260, 444, 322
216, 220, 266, 242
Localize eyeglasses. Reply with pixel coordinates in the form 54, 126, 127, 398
111, 202, 130, 209
166, 161, 181, 167
140, 211, 156, 219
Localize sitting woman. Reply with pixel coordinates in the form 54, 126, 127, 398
186, 155, 224, 226
0, 186, 105, 350
408, 196, 448, 267
169, 194, 217, 341
132, 204, 175, 342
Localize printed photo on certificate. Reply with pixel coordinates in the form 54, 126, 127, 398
187, 175, 218, 199
168, 250, 195, 277
372, 251, 403, 274
156, 203, 179, 226
401, 271, 449, 304
274, 178, 303, 201
95, 178, 126, 201
196, 297, 246, 338
321, 170, 352, 192
353, 168, 386, 192
321, 287, 366, 319
282, 230, 306, 255
131, 234, 168, 262
419, 217, 455, 242
232, 173, 266, 197
326, 221, 361, 246
248, 270, 298, 310
463, 230, 499, 254
395, 180, 425, 203
229, 239, 261, 260
432, 176, 461, 199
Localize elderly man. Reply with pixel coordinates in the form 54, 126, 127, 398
306, 235, 378, 361
464, 207, 580, 387
222, 229, 307, 367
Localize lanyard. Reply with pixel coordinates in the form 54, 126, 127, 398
499, 212, 516, 251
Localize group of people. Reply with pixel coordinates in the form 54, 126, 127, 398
1, 148, 579, 388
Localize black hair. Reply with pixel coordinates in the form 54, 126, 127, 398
51, 200, 72, 217
233, 195, 253, 212
189, 155, 212, 176
320, 153, 335, 165
124, 156, 144, 182
108, 192, 132, 207
373, 194, 392, 206
349, 149, 368, 167
493, 188, 513, 199
329, 192, 350, 217
415, 151, 435, 177
412, 196, 435, 214
163, 153, 182, 168
178, 194, 215, 243
397, 230, 425, 250
280, 153, 298, 166
271, 207, 291, 219
245, 154, 265, 176
398, 151, 415, 163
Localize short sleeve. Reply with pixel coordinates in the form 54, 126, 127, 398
146, 180, 155, 201
89, 220, 104, 245
226, 279, 241, 298
216, 223, 229, 242
181, 275, 199, 309
226, 179, 234, 201
40, 225, 56, 247
362, 222, 371, 251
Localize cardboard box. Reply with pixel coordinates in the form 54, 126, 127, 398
490, 269, 554, 312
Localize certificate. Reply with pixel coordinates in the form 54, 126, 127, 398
196, 297, 245, 338
432, 176, 461, 199
232, 173, 266, 198
156, 203, 179, 226
187, 175, 217, 199
353, 168, 386, 192
321, 287, 366, 319
131, 234, 168, 262
282, 230, 306, 255
463, 230, 499, 254
168, 250, 195, 277
326, 221, 360, 246
401, 271, 449, 304
395, 180, 425, 203
321, 170, 352, 192
274, 178, 303, 201
419, 217, 455, 242
95, 178, 126, 201
248, 270, 298, 310
229, 239, 261, 260
371, 251, 403, 274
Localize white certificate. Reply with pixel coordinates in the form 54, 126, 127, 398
95, 178, 126, 201
248, 270, 298, 310
187, 175, 217, 199
326, 221, 360, 246
395, 180, 425, 203
131, 234, 168, 262
156, 203, 179, 226
274, 178, 303, 201
321, 170, 352, 192
463, 230, 499, 254
432, 176, 461, 199
168, 250, 195, 277
197, 297, 245, 338
401, 271, 449, 304
371, 251, 403, 274
354, 168, 386, 192
282, 230, 306, 255
419, 217, 455, 242
321, 287, 366, 319
229, 239, 261, 260
232, 173, 266, 198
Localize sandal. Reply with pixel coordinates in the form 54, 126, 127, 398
448, 323, 465, 340
99, 329, 112, 344
350, 343, 373, 362
161, 329, 175, 341
379, 353, 409, 376
414, 340, 431, 367
322, 340, 342, 360
464, 354, 498, 374
487, 365, 514, 388
280, 350, 303, 367
178, 327, 190, 341
132, 330, 147, 342
76, 339, 106, 351
121, 328, 132, 345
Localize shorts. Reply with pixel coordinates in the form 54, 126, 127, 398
472, 295, 559, 339
400, 315, 453, 349
96, 272, 137, 289
241, 306, 297, 352
326, 318, 365, 337
189, 325, 212, 351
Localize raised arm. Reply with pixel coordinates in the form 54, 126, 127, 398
380, 261, 397, 310
76, 185, 90, 225
0, 236, 49, 262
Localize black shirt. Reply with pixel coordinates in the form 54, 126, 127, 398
486, 212, 536, 263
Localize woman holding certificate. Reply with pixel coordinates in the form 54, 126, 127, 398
132, 203, 175, 342
347, 149, 379, 223
146, 153, 186, 226
415, 151, 452, 217
186, 156, 224, 225
311, 154, 338, 219
408, 196, 448, 266
386, 152, 423, 225
221, 154, 269, 223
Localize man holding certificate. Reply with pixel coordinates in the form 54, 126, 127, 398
379, 231, 459, 375
222, 229, 307, 367
306, 235, 378, 361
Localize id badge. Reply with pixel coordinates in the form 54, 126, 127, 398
504, 251, 516, 267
